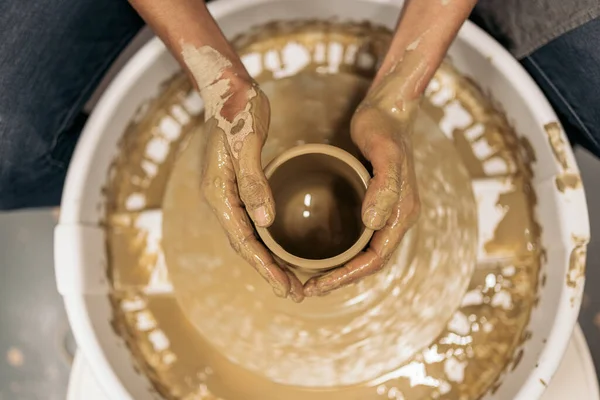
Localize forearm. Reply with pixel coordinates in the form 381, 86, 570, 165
372, 0, 476, 99
129, 0, 250, 89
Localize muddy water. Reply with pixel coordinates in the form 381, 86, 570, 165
105, 21, 541, 400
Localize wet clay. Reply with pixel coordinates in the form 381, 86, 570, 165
256, 144, 374, 271
160, 70, 476, 387
105, 21, 541, 400
183, 43, 290, 296
266, 150, 366, 261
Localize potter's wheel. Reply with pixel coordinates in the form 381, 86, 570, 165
65, 326, 600, 400
102, 21, 548, 400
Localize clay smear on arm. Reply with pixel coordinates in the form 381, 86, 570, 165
181, 44, 257, 160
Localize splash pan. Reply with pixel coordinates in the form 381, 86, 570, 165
54, 1, 589, 400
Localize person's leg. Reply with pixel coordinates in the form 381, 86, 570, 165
470, 4, 600, 158
0, 0, 144, 210
520, 18, 600, 158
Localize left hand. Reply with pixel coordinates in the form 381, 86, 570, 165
304, 86, 421, 297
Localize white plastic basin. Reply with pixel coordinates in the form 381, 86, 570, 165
54, 0, 590, 399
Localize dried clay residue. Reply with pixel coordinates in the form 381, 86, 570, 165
181, 44, 258, 160
544, 121, 582, 192
567, 235, 587, 289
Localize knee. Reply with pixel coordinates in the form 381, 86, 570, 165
0, 114, 63, 210
522, 19, 600, 157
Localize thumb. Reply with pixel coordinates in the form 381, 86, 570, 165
232, 89, 275, 227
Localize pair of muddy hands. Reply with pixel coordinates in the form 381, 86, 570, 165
186, 44, 421, 302
199, 80, 421, 303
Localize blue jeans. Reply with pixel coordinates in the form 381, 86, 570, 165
0, 1, 598, 209
0, 0, 143, 209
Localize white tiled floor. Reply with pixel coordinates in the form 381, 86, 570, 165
0, 210, 71, 400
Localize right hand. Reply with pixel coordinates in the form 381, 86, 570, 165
304, 98, 421, 297
199, 74, 305, 303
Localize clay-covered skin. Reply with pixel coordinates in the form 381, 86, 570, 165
304, 59, 422, 296
183, 44, 304, 302
130, 0, 304, 300
303, 0, 477, 296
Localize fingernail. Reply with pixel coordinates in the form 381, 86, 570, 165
364, 207, 385, 230
273, 286, 286, 298
253, 206, 270, 227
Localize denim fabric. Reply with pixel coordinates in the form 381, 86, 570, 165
471, 0, 600, 58
0, 3, 598, 210
521, 18, 600, 158
0, 0, 143, 209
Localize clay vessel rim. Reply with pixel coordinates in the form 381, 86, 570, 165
256, 144, 374, 271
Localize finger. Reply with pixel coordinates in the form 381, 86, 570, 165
203, 129, 290, 298
305, 174, 421, 297
282, 267, 305, 303
226, 207, 290, 298
237, 159, 275, 228
304, 203, 412, 297
304, 250, 381, 297
355, 134, 403, 230
231, 90, 275, 227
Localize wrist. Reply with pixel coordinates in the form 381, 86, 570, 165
354, 98, 418, 142
210, 70, 263, 121
212, 43, 251, 80
219, 65, 254, 91
363, 69, 421, 121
